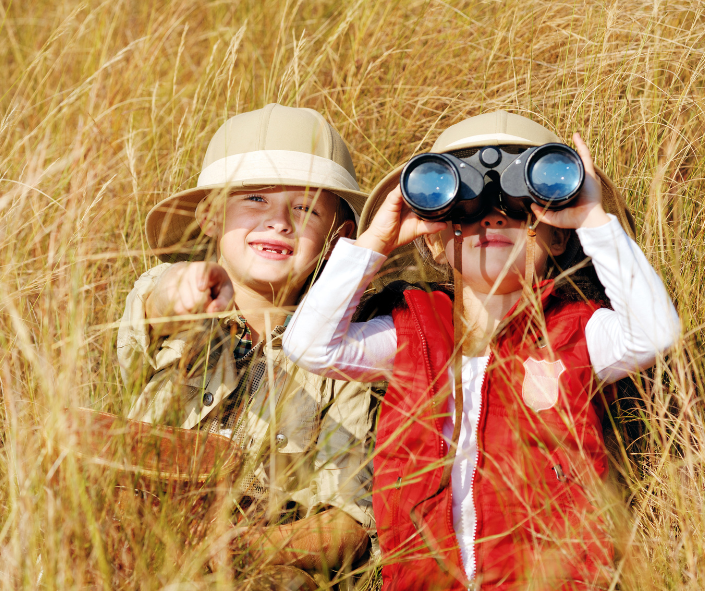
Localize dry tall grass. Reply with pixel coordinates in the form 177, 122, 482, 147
0, 0, 703, 588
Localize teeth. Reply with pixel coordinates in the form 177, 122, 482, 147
253, 244, 291, 255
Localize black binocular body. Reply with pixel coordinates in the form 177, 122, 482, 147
399, 143, 585, 223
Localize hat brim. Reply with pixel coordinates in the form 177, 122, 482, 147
146, 180, 368, 263
360, 162, 636, 287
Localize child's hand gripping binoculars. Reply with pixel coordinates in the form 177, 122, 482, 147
399, 143, 585, 223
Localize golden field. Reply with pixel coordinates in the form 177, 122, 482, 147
0, 0, 704, 588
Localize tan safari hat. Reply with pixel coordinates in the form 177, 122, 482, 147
361, 110, 636, 285
147, 103, 368, 262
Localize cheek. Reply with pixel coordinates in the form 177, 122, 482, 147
293, 229, 328, 262
443, 238, 457, 267
219, 208, 255, 238
528, 239, 553, 277
534, 225, 557, 251
219, 226, 248, 250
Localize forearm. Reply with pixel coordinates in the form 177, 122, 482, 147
243, 509, 369, 570
580, 215, 680, 382
283, 238, 397, 381
145, 262, 189, 335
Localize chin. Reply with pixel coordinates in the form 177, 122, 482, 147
470, 268, 524, 293
255, 272, 308, 293
250, 274, 291, 287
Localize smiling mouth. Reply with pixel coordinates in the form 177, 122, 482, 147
254, 244, 292, 255
250, 242, 294, 256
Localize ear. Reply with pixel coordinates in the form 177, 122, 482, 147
323, 220, 356, 260
195, 198, 218, 238
424, 233, 449, 265
549, 227, 571, 257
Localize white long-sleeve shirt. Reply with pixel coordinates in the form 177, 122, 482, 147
283, 215, 679, 578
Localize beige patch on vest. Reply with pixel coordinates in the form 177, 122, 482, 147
522, 358, 566, 412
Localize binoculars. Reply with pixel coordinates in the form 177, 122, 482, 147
399, 143, 584, 222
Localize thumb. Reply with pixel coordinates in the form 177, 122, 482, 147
530, 203, 561, 227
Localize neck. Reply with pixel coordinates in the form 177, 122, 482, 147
218, 251, 301, 345
229, 281, 297, 346
460, 286, 522, 356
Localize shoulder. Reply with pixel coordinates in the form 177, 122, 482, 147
120, 263, 174, 333
545, 296, 604, 337
353, 280, 454, 321
551, 261, 610, 308
138, 262, 173, 283
127, 262, 173, 298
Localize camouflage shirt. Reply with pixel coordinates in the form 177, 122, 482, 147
117, 263, 378, 531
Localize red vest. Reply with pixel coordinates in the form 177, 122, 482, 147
373, 284, 613, 590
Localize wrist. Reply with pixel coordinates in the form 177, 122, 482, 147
577, 204, 610, 229
354, 230, 393, 256
144, 288, 162, 320
147, 263, 187, 320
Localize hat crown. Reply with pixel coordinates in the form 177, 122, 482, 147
432, 110, 561, 153
202, 103, 358, 182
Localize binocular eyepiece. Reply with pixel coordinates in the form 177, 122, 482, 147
399, 143, 584, 223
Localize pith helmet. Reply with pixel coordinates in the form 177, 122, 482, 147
147, 103, 368, 262
361, 110, 636, 285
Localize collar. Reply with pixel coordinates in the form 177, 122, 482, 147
504, 279, 555, 319
220, 311, 292, 329
222, 314, 291, 345
495, 279, 557, 342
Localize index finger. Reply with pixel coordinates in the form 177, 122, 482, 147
197, 263, 225, 290
572, 132, 596, 176
207, 279, 233, 313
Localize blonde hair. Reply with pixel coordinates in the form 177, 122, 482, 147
414, 234, 451, 282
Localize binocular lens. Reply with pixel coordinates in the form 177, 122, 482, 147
527, 149, 582, 201
404, 159, 457, 211
399, 143, 584, 222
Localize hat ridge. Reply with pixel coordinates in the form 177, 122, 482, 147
299, 106, 329, 159
314, 107, 334, 160
497, 110, 507, 134
258, 103, 276, 151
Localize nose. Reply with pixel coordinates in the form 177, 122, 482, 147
480, 207, 507, 227
265, 202, 294, 234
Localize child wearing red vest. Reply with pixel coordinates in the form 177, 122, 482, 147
283, 112, 679, 590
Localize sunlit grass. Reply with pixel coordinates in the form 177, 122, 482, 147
0, 0, 703, 588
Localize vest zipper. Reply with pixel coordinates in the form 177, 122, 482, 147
469, 352, 492, 583
408, 300, 446, 475
409, 295, 468, 586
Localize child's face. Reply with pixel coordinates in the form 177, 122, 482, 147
438, 207, 569, 295
201, 187, 348, 301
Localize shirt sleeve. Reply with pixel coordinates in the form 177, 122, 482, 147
579, 215, 680, 383
283, 238, 398, 382
116, 263, 173, 387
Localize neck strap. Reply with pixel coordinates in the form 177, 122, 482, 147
440, 223, 466, 489
524, 220, 538, 298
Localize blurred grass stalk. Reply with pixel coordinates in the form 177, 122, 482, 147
0, 0, 703, 588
